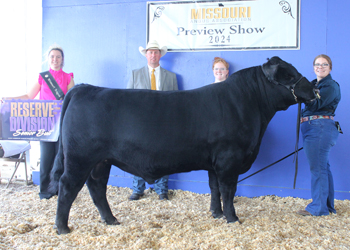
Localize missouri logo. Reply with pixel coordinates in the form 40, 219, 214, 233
191, 7, 251, 20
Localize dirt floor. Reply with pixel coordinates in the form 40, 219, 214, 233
1, 183, 349, 249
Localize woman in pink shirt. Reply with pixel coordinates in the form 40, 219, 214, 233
2, 45, 75, 199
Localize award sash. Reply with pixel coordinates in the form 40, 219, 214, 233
40, 71, 65, 100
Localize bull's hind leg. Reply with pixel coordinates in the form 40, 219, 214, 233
208, 170, 223, 218
86, 162, 119, 226
55, 169, 89, 234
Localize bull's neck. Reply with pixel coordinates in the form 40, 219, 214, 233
256, 67, 296, 119
224, 66, 296, 128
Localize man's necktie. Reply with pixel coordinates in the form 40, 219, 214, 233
151, 69, 156, 90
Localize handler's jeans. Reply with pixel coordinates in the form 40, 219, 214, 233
132, 175, 169, 195
301, 119, 339, 216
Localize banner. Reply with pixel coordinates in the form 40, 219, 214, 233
147, 0, 300, 51
0, 100, 62, 141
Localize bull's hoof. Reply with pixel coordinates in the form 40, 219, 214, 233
227, 218, 241, 224
103, 217, 120, 226
211, 210, 224, 219
54, 224, 71, 235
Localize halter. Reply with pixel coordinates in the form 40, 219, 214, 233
261, 65, 311, 103
287, 76, 321, 102
288, 76, 305, 103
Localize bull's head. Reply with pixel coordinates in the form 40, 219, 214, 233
261, 56, 320, 103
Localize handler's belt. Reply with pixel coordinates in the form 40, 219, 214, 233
300, 115, 334, 124
40, 71, 65, 100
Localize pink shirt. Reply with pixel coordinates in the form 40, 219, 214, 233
38, 68, 73, 100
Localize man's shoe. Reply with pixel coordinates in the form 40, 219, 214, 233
129, 193, 143, 201
159, 193, 169, 200
297, 210, 313, 216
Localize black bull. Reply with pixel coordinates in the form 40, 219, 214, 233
50, 57, 317, 234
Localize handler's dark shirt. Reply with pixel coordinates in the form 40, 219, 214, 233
302, 74, 341, 117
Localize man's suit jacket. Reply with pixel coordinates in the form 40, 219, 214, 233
127, 65, 178, 91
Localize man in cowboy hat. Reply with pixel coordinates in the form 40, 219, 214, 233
127, 40, 178, 201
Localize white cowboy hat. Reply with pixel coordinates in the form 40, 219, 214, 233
139, 40, 167, 57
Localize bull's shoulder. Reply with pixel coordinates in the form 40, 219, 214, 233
71, 83, 94, 90
69, 83, 110, 96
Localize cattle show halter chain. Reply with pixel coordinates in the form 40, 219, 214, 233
282, 75, 306, 103
289, 76, 321, 103
274, 75, 321, 103
272, 74, 307, 103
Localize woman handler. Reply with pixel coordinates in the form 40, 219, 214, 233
297, 54, 341, 216
2, 45, 75, 199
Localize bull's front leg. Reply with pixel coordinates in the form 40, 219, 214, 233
219, 175, 240, 223
86, 163, 119, 226
208, 170, 223, 218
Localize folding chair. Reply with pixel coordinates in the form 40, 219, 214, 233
0, 140, 31, 188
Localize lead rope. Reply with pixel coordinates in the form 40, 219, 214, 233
293, 102, 302, 189
237, 147, 303, 184
237, 104, 304, 185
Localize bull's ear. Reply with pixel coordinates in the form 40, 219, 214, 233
268, 56, 282, 65
262, 63, 279, 83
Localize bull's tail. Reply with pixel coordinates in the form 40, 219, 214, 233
48, 84, 83, 195
48, 145, 64, 195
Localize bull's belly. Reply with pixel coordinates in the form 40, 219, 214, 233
110, 157, 212, 184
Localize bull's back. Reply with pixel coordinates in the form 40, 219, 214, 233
61, 75, 267, 174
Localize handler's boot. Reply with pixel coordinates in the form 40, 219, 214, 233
159, 193, 169, 200
129, 193, 143, 200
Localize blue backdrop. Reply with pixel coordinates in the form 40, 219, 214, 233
41, 0, 350, 200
